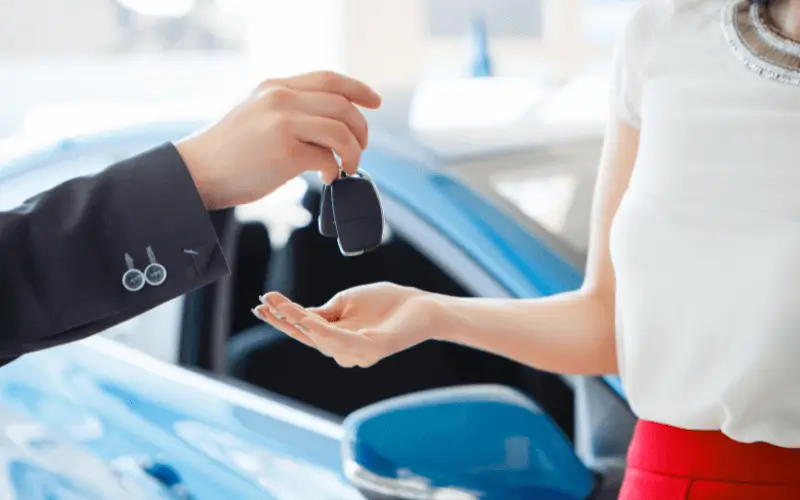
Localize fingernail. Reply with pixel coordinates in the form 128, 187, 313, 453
251, 308, 264, 321
294, 323, 308, 333
260, 295, 284, 319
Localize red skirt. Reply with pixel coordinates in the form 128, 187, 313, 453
620, 420, 800, 500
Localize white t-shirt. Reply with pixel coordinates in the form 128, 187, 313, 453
609, 0, 800, 447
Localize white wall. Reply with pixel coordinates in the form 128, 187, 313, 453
0, 0, 118, 54
0, 55, 252, 136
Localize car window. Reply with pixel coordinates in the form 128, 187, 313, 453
488, 161, 596, 259
446, 140, 602, 266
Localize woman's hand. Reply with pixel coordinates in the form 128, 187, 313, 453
254, 283, 435, 368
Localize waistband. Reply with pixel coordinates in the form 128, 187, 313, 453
628, 420, 800, 485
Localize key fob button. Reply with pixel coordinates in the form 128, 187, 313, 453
331, 174, 384, 256
318, 183, 338, 238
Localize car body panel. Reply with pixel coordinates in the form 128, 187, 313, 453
0, 338, 359, 499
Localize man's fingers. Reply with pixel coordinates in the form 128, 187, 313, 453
296, 143, 341, 184
263, 71, 382, 109
291, 115, 361, 175
291, 91, 370, 149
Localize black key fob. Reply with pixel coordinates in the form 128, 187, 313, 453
318, 183, 338, 238
330, 171, 384, 256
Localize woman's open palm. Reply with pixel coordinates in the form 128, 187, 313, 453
254, 282, 433, 368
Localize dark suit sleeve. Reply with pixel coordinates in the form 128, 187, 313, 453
0, 143, 230, 362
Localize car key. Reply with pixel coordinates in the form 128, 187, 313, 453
330, 171, 384, 256
318, 183, 338, 238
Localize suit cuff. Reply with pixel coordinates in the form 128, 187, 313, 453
48, 142, 230, 336
113, 142, 230, 287
0, 142, 231, 357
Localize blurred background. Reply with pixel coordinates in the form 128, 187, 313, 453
0, 0, 639, 141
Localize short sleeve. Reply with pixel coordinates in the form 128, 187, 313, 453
610, 27, 643, 129
609, 1, 665, 129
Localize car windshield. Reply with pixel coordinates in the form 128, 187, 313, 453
489, 160, 595, 261
445, 136, 602, 267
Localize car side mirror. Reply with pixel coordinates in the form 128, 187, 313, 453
341, 385, 595, 500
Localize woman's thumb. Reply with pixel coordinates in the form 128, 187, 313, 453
308, 293, 346, 321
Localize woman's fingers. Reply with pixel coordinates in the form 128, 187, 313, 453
275, 302, 326, 333
307, 293, 346, 322
275, 303, 379, 365
252, 305, 319, 350
258, 292, 382, 367
263, 292, 364, 337
295, 316, 380, 368
258, 293, 344, 357
261, 292, 325, 320
276, 303, 358, 343
259, 292, 289, 315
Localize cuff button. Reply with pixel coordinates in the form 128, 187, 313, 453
144, 263, 168, 287
122, 269, 146, 292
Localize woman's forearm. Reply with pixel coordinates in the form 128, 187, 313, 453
423, 290, 618, 375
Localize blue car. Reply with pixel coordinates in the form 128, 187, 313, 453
0, 112, 634, 499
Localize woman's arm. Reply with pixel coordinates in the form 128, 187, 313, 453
424, 119, 641, 375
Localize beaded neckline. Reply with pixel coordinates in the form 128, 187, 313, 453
721, 0, 800, 85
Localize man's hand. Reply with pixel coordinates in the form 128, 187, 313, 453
175, 71, 382, 210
